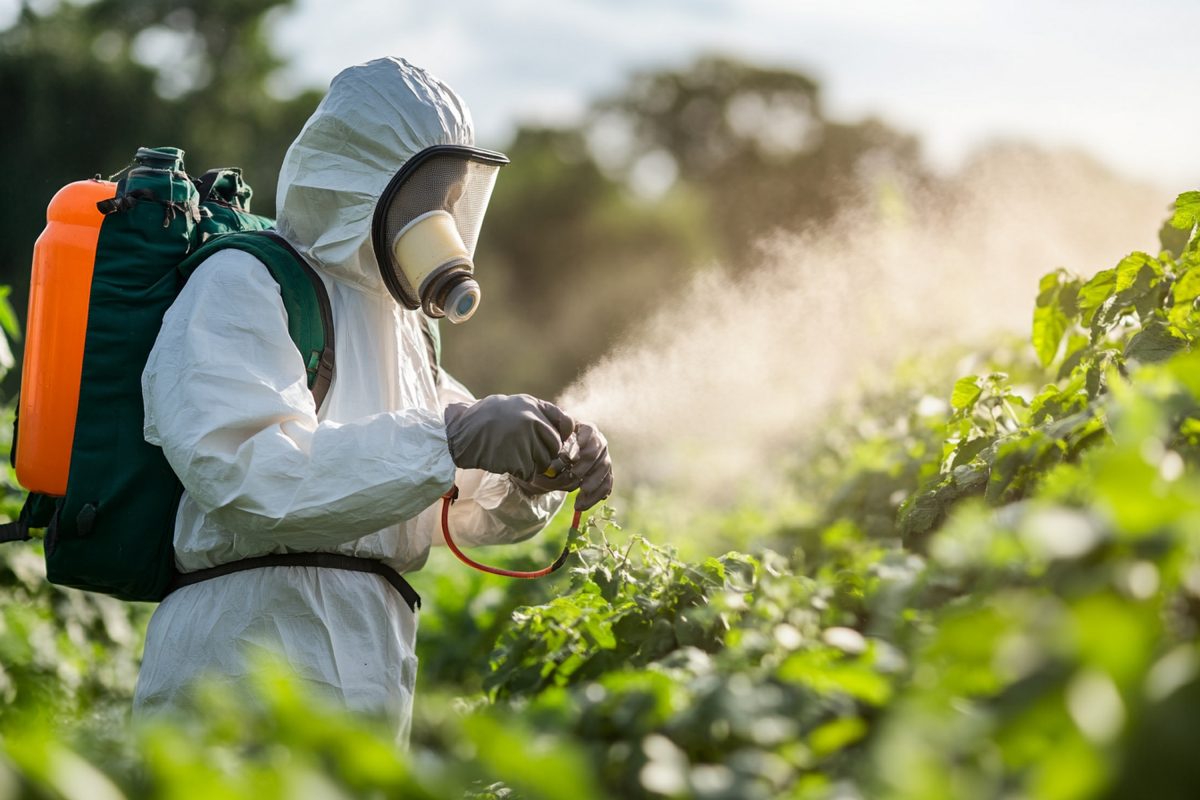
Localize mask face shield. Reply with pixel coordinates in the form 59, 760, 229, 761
371, 145, 508, 323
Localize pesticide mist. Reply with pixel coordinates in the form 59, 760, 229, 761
561, 145, 1170, 503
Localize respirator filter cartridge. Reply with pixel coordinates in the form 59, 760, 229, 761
391, 210, 480, 323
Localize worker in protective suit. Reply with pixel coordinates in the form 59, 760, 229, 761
133, 57, 613, 741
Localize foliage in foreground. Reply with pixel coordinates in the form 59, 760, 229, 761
5, 193, 1200, 798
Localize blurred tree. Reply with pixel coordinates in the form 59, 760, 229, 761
0, 0, 320, 353
444, 126, 712, 397
2, 16, 926, 399
593, 55, 926, 271
445, 56, 928, 398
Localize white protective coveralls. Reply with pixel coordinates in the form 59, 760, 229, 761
133, 57, 563, 739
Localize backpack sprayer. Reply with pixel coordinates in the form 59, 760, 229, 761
9, 141, 583, 602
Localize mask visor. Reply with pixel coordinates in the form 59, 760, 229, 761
372, 145, 508, 314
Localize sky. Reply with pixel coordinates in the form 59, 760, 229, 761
0, 0, 1192, 188
267, 0, 1200, 190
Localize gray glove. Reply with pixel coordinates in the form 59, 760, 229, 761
444, 394, 576, 481
510, 421, 614, 511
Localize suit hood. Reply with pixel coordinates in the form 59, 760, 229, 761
275, 57, 474, 294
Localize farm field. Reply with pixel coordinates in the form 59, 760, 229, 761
4, 194, 1200, 800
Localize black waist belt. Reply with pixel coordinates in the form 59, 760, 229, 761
166, 553, 421, 614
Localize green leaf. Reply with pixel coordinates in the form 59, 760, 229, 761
1165, 349, 1200, 397
1037, 270, 1062, 299
1160, 217, 1191, 258
1033, 303, 1069, 367
1124, 321, 1188, 364
950, 436, 992, 469
807, 716, 868, 758
1169, 191, 1200, 231
986, 430, 1064, 503
1057, 279, 1081, 317
0, 287, 20, 342
463, 715, 606, 800
1056, 334, 1091, 381
1133, 281, 1170, 322
1169, 267, 1200, 326
1077, 269, 1116, 326
951, 376, 982, 411
1114, 253, 1156, 293
898, 465, 988, 541
777, 649, 892, 705
1030, 384, 1064, 421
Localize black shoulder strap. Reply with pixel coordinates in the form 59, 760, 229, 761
178, 230, 336, 410
0, 519, 29, 543
0, 492, 58, 543
257, 231, 336, 410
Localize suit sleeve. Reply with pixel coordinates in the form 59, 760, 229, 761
431, 371, 567, 547
142, 249, 457, 550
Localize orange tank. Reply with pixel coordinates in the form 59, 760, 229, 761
16, 179, 116, 495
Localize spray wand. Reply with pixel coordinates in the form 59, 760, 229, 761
440, 460, 583, 578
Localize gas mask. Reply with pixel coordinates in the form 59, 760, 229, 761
371, 145, 508, 323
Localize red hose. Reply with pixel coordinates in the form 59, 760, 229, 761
441, 487, 581, 578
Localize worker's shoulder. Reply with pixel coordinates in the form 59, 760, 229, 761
185, 246, 285, 299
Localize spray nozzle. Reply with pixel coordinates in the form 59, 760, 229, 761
542, 430, 581, 478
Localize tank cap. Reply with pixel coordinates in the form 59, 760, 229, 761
135, 147, 186, 172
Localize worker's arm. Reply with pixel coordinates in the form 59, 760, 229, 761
433, 371, 566, 547
142, 249, 456, 549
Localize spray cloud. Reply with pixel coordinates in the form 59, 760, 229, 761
560, 145, 1172, 504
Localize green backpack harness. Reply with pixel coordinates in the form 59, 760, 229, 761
0, 146, 421, 612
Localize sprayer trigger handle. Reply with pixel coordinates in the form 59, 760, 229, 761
543, 433, 581, 479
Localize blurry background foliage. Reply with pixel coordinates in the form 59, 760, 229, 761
0, 0, 928, 399
12, 3, 1200, 800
